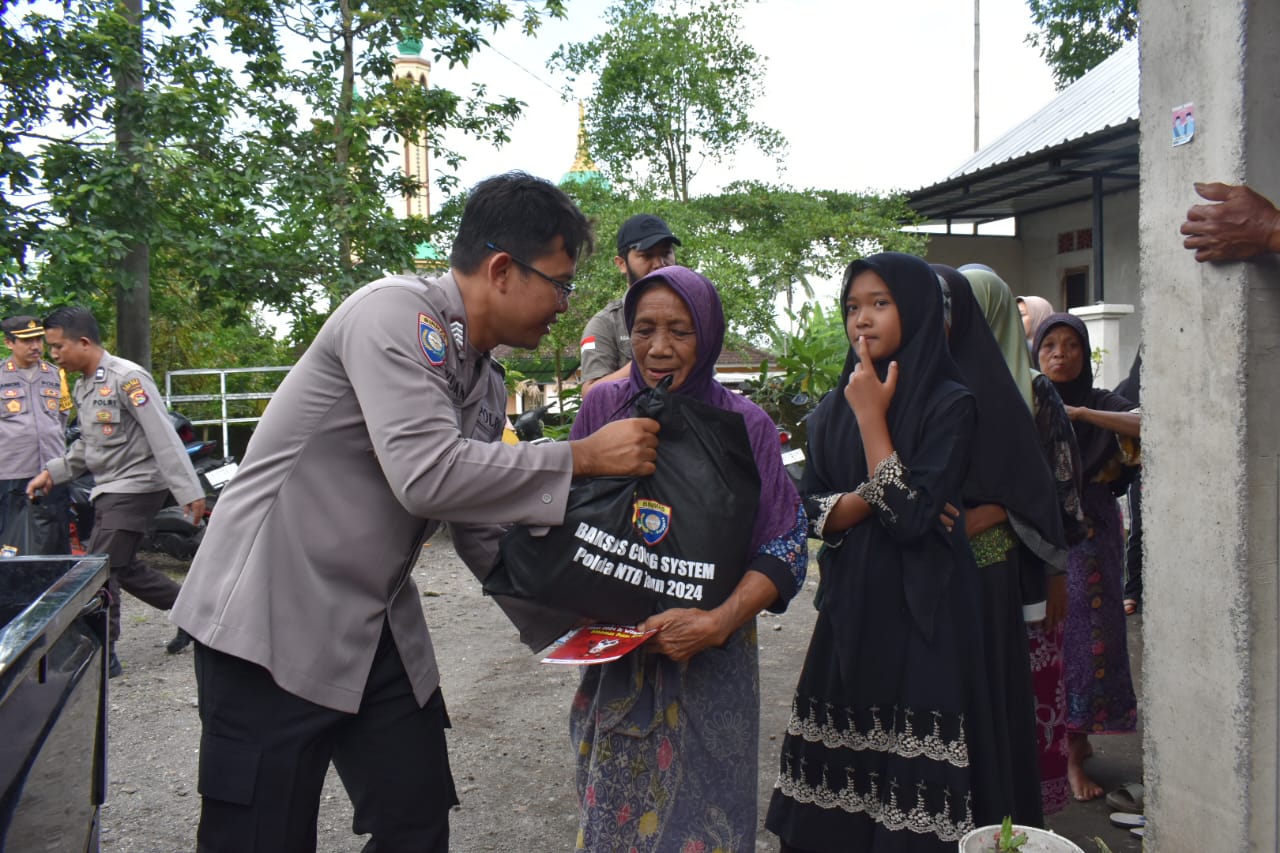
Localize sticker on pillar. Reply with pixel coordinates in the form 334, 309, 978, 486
1172, 103, 1195, 147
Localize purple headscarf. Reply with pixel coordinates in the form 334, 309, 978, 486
571, 265, 800, 556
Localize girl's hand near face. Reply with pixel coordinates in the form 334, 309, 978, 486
845, 334, 898, 423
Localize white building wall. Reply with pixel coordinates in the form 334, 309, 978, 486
1016, 190, 1141, 378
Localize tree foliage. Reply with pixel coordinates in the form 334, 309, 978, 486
2, 0, 568, 371
1025, 0, 1138, 89
550, 0, 784, 201
427, 177, 925, 386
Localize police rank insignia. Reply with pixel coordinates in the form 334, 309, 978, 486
632, 499, 672, 546
94, 367, 105, 382
418, 313, 447, 366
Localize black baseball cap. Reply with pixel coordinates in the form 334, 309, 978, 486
616, 214, 681, 256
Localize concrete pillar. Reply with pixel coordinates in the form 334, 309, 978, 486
1069, 302, 1134, 389
1140, 3, 1280, 851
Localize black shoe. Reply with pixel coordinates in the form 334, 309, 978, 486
166, 628, 193, 655
108, 653, 123, 679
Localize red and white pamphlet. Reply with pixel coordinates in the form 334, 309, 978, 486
540, 624, 655, 665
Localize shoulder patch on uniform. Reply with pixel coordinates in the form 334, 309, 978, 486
450, 320, 465, 349
120, 378, 141, 393
580, 335, 596, 352
419, 313, 447, 366
128, 387, 148, 407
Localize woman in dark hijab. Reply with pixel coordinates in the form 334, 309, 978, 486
1033, 313, 1140, 803
569, 266, 808, 853
935, 265, 1067, 828
963, 267, 1086, 816
767, 253, 1001, 852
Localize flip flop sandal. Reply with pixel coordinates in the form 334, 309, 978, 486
1109, 812, 1146, 829
1105, 782, 1145, 813
1131, 827, 1146, 838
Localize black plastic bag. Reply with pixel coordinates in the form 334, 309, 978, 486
0, 488, 66, 557
484, 379, 761, 625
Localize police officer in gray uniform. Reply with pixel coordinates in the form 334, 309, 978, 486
170, 172, 660, 852
0, 315, 70, 554
27, 306, 204, 675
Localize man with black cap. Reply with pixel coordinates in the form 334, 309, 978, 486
0, 314, 71, 555
579, 213, 681, 394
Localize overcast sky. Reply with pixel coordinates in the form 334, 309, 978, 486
427, 0, 1060, 200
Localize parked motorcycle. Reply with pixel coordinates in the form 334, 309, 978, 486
66, 411, 238, 559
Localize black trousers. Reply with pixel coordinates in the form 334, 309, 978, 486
89, 490, 180, 643
193, 623, 458, 853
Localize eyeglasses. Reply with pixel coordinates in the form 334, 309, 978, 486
485, 242, 575, 300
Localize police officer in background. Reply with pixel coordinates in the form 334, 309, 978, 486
578, 214, 680, 394
170, 171, 660, 852
0, 315, 71, 554
27, 306, 204, 676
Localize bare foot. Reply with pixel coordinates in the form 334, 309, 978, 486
1068, 735, 1103, 801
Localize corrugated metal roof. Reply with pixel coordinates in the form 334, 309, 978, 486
947, 39, 1139, 180
906, 41, 1140, 226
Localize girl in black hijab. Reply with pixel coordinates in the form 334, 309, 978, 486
767, 253, 1001, 852
1033, 314, 1140, 803
935, 265, 1067, 829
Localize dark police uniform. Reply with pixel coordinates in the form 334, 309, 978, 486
46, 351, 203, 643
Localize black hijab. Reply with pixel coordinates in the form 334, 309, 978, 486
1033, 313, 1137, 482
933, 265, 1065, 559
806, 252, 971, 640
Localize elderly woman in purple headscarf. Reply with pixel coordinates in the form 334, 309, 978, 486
568, 265, 808, 853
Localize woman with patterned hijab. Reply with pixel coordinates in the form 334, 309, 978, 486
767, 252, 1001, 852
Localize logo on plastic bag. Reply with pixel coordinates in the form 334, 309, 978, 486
632, 499, 672, 546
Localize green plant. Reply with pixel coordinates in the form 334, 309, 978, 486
1093, 838, 1115, 853
1091, 346, 1108, 374
998, 817, 1028, 851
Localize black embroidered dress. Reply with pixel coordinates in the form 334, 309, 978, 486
766, 253, 1002, 852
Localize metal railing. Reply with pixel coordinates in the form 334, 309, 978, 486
163, 366, 292, 454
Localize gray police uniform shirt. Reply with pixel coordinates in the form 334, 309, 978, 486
579, 296, 630, 384
0, 358, 66, 480
46, 352, 203, 506
171, 272, 576, 713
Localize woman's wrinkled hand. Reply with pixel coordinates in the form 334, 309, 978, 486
638, 608, 730, 663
